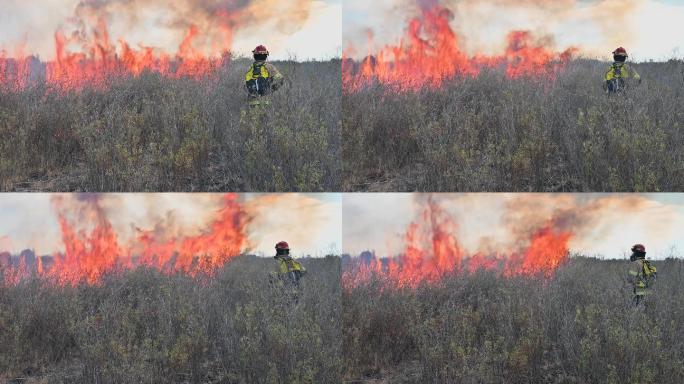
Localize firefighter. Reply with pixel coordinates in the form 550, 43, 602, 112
604, 47, 641, 93
273, 241, 306, 286
629, 243, 657, 307
244, 45, 284, 106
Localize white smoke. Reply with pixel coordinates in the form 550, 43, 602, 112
0, 193, 342, 257
0, 0, 340, 60
342, 193, 684, 260
343, 0, 684, 61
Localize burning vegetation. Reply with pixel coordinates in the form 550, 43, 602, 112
1, 193, 250, 286
0, 1, 340, 193
1, 22, 231, 92
0, 0, 314, 92
342, 2, 577, 92
342, 197, 572, 289
341, 194, 677, 289
341, 1, 684, 192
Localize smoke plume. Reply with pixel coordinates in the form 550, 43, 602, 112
345, 0, 657, 59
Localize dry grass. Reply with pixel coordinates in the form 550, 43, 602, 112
0, 255, 342, 383
343, 257, 684, 383
343, 59, 684, 191
0, 59, 341, 192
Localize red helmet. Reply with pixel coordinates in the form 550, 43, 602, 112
612, 47, 628, 57
253, 45, 269, 55
631, 244, 646, 253
275, 241, 290, 250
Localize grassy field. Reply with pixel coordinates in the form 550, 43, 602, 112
0, 255, 342, 383
343, 257, 684, 383
3, 252, 683, 383
0, 59, 341, 192
342, 59, 684, 192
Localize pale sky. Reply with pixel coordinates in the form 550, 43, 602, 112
0, 0, 341, 61
343, 194, 684, 260
3, 193, 684, 260
344, 0, 684, 62
3, 1, 680, 61
0, 193, 342, 258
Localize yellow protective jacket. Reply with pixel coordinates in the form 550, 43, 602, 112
245, 61, 284, 98
629, 258, 657, 296
274, 255, 306, 276
605, 62, 640, 82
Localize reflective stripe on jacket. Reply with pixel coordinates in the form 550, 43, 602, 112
275, 256, 305, 275
245, 62, 284, 84
630, 259, 656, 296
605, 62, 640, 81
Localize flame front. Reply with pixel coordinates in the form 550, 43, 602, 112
342, 201, 571, 290
135, 194, 248, 277
0, 17, 231, 93
2, 194, 249, 286
0, 44, 31, 92
342, 3, 577, 92
47, 20, 228, 92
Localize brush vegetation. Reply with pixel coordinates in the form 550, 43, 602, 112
343, 59, 684, 191
0, 255, 342, 383
0, 59, 341, 192
343, 257, 684, 383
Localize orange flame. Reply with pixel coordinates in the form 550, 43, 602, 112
342, 201, 571, 289
45, 211, 127, 285
135, 194, 249, 276
383, 199, 462, 287
0, 43, 31, 91
44, 20, 228, 92
504, 226, 572, 277
2, 257, 29, 287
1, 17, 231, 93
342, 3, 577, 92
2, 194, 249, 286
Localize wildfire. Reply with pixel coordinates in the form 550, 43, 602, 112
342, 3, 577, 92
0, 17, 231, 93
1, 193, 249, 286
342, 199, 571, 289
1, 0, 319, 93
0, 45, 31, 92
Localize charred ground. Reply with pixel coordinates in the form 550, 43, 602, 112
0, 255, 342, 383
343, 59, 684, 192
343, 257, 684, 383
0, 59, 341, 192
